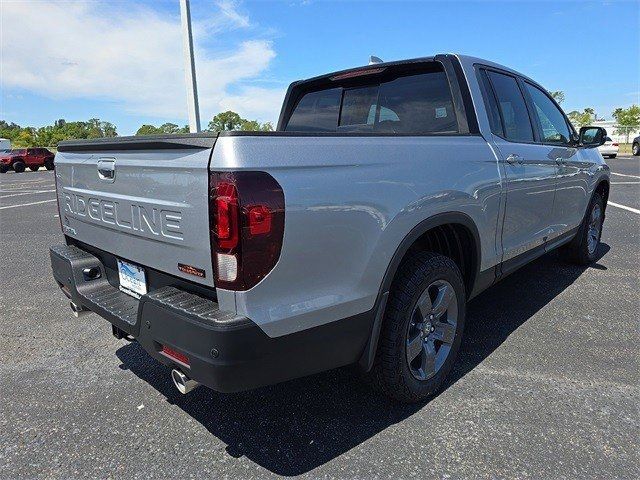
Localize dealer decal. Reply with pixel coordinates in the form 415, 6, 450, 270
178, 263, 206, 278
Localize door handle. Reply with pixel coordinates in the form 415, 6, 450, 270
505, 154, 523, 165
555, 157, 565, 166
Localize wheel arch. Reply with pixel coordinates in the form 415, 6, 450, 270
359, 211, 482, 371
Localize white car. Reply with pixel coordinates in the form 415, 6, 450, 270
598, 137, 619, 158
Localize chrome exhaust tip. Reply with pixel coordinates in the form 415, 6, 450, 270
171, 369, 200, 395
70, 301, 89, 318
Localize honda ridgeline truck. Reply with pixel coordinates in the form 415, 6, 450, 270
50, 54, 609, 402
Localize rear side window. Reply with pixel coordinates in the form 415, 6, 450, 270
478, 70, 503, 137
285, 67, 458, 134
486, 71, 534, 143
524, 82, 571, 144
285, 88, 341, 132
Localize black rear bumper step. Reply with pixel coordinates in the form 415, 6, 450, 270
50, 244, 139, 332
49, 243, 373, 393
49, 244, 247, 337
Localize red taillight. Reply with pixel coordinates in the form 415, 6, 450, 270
612, 143, 619, 147
209, 171, 285, 290
161, 345, 190, 366
248, 205, 272, 235
215, 181, 239, 249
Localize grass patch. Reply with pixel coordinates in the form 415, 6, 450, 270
617, 143, 632, 154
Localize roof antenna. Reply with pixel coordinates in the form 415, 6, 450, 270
369, 55, 383, 65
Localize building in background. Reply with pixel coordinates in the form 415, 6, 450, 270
586, 121, 639, 144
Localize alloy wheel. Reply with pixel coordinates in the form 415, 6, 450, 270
406, 280, 458, 381
587, 203, 602, 255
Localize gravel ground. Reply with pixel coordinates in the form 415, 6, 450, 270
1, 158, 638, 479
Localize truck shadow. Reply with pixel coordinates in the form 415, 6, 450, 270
116, 244, 609, 476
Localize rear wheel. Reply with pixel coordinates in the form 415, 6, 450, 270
45, 161, 54, 170
29, 166, 40, 171
13, 161, 25, 173
633, 143, 639, 156
369, 252, 466, 403
609, 154, 617, 159
0, 165, 7, 173
563, 192, 604, 265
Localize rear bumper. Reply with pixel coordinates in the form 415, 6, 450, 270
49, 244, 372, 393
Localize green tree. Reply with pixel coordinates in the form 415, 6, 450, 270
0, 118, 117, 147
259, 121, 274, 132
135, 124, 162, 136
549, 91, 565, 105
135, 123, 189, 136
158, 123, 189, 134
567, 108, 595, 128
207, 111, 274, 132
208, 111, 244, 131
612, 105, 640, 143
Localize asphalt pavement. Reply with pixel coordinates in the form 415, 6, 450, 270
1, 158, 638, 479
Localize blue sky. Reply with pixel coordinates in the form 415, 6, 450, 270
2, 0, 638, 135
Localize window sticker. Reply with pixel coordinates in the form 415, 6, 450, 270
435, 107, 447, 118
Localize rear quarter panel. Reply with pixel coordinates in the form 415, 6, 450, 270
212, 134, 502, 337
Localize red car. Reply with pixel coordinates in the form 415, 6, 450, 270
0, 148, 55, 173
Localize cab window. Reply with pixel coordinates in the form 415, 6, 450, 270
486, 71, 534, 143
286, 64, 458, 134
524, 82, 572, 144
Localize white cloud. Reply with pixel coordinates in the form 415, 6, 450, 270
219, 86, 286, 122
0, 1, 285, 124
215, 0, 250, 28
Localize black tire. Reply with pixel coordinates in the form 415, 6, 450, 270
633, 143, 639, 156
29, 166, 40, 171
13, 161, 25, 173
45, 161, 54, 170
563, 192, 605, 265
369, 252, 466, 403
0, 165, 7, 174
609, 154, 617, 159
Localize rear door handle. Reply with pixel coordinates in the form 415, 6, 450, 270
505, 154, 523, 165
555, 157, 565, 166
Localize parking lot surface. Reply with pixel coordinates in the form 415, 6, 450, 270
1, 158, 638, 479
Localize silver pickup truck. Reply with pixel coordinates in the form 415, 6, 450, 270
50, 54, 609, 402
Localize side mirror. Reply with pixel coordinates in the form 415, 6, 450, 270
578, 126, 607, 147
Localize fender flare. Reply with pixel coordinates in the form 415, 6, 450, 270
358, 211, 482, 371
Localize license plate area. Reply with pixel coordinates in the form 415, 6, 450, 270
117, 259, 147, 298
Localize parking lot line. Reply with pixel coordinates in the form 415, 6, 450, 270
0, 178, 55, 187
611, 172, 640, 179
0, 198, 57, 210
611, 182, 640, 185
0, 189, 56, 199
608, 201, 640, 215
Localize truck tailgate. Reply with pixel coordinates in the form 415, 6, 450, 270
55, 135, 217, 287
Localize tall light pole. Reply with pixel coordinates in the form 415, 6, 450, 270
180, 0, 201, 133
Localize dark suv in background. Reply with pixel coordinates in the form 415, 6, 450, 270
0, 148, 55, 173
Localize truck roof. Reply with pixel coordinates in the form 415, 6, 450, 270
292, 53, 533, 87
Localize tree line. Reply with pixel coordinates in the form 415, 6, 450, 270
2, 103, 639, 148
550, 92, 639, 142
0, 111, 273, 148
134, 111, 273, 136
